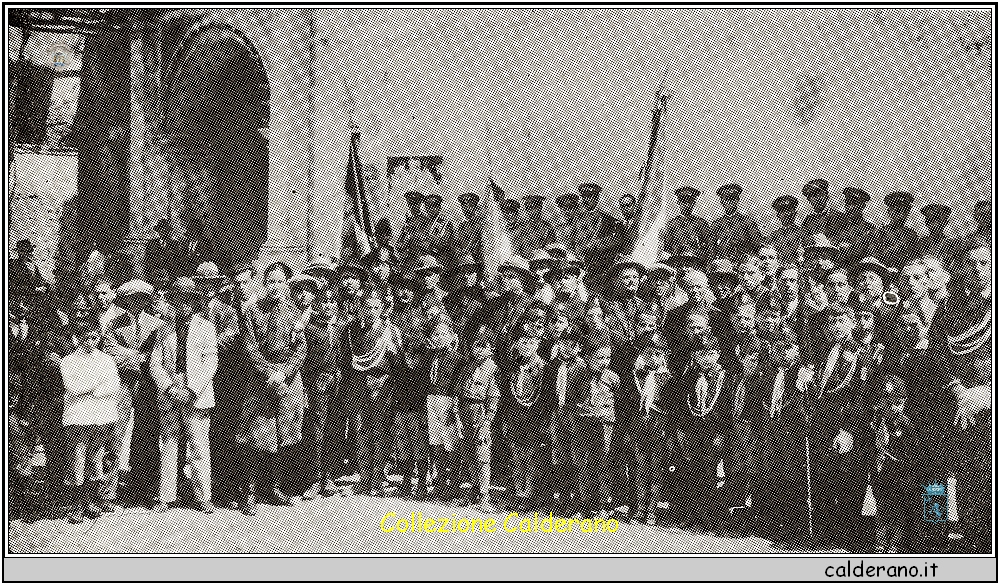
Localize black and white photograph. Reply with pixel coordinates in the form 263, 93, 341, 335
4, 5, 995, 574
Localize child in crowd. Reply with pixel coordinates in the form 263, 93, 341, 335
542, 329, 584, 515
60, 320, 121, 524
569, 330, 619, 519
420, 314, 461, 501
500, 330, 548, 512
870, 376, 917, 553
456, 326, 501, 512
629, 331, 673, 525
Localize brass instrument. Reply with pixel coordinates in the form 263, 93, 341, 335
882, 290, 900, 306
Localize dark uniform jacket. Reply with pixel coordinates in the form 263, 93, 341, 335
707, 212, 763, 263
500, 355, 549, 445
143, 237, 182, 289
660, 214, 710, 260
803, 209, 848, 245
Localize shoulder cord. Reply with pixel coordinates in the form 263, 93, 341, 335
947, 311, 991, 356
687, 370, 724, 418
348, 321, 391, 372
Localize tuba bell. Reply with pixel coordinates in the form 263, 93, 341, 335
882, 290, 900, 307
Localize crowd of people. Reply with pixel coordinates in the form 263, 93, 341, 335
8, 178, 992, 554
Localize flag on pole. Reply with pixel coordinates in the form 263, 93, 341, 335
345, 127, 374, 259
482, 176, 514, 279
627, 91, 672, 266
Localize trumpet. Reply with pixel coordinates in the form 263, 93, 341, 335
882, 291, 900, 306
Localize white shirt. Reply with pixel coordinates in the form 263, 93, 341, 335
555, 361, 568, 408
820, 343, 842, 392
770, 368, 787, 418
61, 349, 120, 426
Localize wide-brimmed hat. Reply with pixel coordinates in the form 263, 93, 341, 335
193, 261, 225, 284
609, 254, 647, 277
413, 254, 444, 274
167, 277, 201, 301
117, 279, 154, 298
527, 249, 555, 270
850, 256, 894, 284
707, 258, 738, 283
453, 254, 482, 273
545, 242, 569, 259
303, 255, 338, 280
546, 259, 582, 282
803, 233, 837, 253
15, 238, 35, 252
288, 274, 320, 294
498, 255, 532, 281
337, 258, 367, 280
647, 262, 677, 279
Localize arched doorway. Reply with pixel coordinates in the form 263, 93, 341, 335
161, 24, 269, 271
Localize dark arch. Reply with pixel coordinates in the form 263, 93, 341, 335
161, 23, 269, 271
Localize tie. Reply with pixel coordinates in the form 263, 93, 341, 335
770, 368, 786, 418
820, 343, 841, 392
695, 373, 709, 412
556, 362, 568, 407
641, 370, 657, 415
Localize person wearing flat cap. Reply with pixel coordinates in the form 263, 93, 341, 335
443, 254, 487, 349
148, 277, 216, 514
917, 203, 963, 270
868, 191, 920, 272
708, 184, 763, 264
397, 191, 431, 271
548, 258, 587, 326
661, 186, 710, 263
768, 195, 806, 266
707, 258, 740, 305
602, 254, 647, 343
144, 218, 183, 290
511, 194, 557, 259
802, 179, 848, 246
454, 191, 485, 267
646, 262, 688, 326
102, 279, 164, 510
839, 187, 877, 268
413, 254, 447, 317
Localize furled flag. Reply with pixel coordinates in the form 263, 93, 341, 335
482, 176, 514, 280
345, 127, 374, 258
627, 91, 672, 266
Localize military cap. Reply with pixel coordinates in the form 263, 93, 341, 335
920, 203, 952, 222
689, 333, 720, 353
167, 277, 201, 301
337, 258, 368, 280
15, 238, 35, 251
802, 178, 829, 198
423, 193, 443, 205
772, 195, 798, 212
717, 184, 743, 200
546, 259, 582, 281
404, 191, 424, 202
545, 242, 569, 259
499, 199, 520, 213
556, 192, 579, 207
609, 254, 647, 277
117, 279, 154, 298
665, 245, 705, 268
564, 253, 584, 269
527, 249, 556, 269
885, 191, 915, 208
675, 186, 701, 201
578, 183, 602, 197
707, 258, 738, 280
288, 274, 320, 294
843, 187, 870, 205
458, 191, 479, 203
193, 261, 225, 284
413, 254, 444, 274
154, 218, 171, 233
454, 254, 482, 273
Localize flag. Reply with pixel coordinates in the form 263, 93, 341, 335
627, 92, 672, 266
482, 176, 514, 279
345, 128, 374, 258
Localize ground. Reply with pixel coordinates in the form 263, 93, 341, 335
9, 491, 835, 554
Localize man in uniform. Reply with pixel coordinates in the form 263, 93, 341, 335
660, 186, 710, 262
576, 182, 619, 279
454, 191, 485, 266
707, 184, 763, 263
917, 204, 963, 271
422, 193, 455, 272
9, 239, 49, 298
802, 179, 847, 245
963, 200, 990, 253
868, 191, 920, 272
397, 191, 429, 271
144, 219, 182, 290
837, 187, 877, 268
768, 195, 805, 265
553, 192, 580, 256
512, 194, 556, 259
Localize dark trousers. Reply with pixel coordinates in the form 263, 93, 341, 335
128, 381, 160, 503
955, 416, 991, 554
571, 418, 613, 512
809, 446, 860, 545
676, 424, 725, 528
326, 395, 354, 479
303, 399, 333, 486
354, 400, 391, 492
